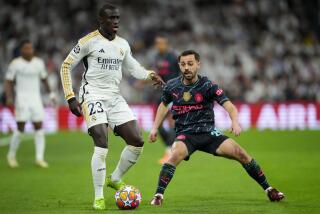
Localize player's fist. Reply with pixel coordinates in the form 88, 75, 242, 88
149, 71, 165, 87
230, 122, 241, 137
148, 128, 158, 143
68, 97, 82, 117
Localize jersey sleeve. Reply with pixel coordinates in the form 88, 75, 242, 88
39, 59, 48, 79
122, 41, 150, 80
60, 41, 89, 100
208, 82, 229, 106
5, 61, 17, 81
161, 84, 172, 105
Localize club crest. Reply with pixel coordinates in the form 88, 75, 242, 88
120, 48, 124, 56
183, 92, 192, 101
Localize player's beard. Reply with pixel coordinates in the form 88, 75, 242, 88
183, 71, 196, 81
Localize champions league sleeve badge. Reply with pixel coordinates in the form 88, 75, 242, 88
73, 44, 81, 54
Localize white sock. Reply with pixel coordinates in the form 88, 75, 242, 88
35, 129, 45, 161
92, 146, 108, 199
7, 130, 22, 158
111, 145, 143, 182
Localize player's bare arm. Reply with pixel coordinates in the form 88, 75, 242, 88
149, 102, 170, 143
222, 100, 241, 136
4, 80, 14, 106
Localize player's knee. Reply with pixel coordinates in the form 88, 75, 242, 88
127, 134, 144, 147
132, 137, 144, 147
89, 129, 107, 148
169, 150, 185, 165
235, 147, 250, 164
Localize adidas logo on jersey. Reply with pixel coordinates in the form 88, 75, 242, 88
99, 49, 105, 53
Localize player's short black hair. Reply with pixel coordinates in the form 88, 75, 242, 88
19, 39, 32, 49
98, 3, 117, 18
178, 50, 200, 62
155, 33, 169, 39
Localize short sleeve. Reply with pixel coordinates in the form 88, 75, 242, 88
209, 82, 229, 105
161, 84, 172, 105
5, 61, 17, 81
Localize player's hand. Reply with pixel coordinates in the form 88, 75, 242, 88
49, 92, 57, 107
148, 128, 158, 143
230, 122, 241, 137
67, 97, 82, 117
149, 72, 165, 87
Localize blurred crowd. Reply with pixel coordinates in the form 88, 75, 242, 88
0, 0, 319, 104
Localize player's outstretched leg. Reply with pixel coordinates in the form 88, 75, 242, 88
89, 124, 109, 210
7, 122, 25, 168
151, 141, 188, 206
107, 120, 143, 190
216, 138, 285, 202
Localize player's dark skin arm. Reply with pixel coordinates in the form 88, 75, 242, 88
4, 80, 14, 106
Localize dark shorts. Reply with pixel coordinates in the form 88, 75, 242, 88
175, 128, 229, 161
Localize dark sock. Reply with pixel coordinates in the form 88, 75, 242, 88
156, 163, 176, 194
242, 159, 270, 190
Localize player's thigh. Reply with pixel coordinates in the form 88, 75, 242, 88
88, 124, 108, 148
82, 100, 108, 130
114, 120, 143, 147
32, 122, 43, 130
215, 138, 251, 164
168, 141, 189, 166
107, 96, 136, 130
82, 100, 109, 148
30, 102, 44, 123
16, 122, 26, 132
15, 102, 31, 126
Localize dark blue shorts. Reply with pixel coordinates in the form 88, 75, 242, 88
175, 128, 229, 160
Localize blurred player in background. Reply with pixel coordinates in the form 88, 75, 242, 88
149, 50, 284, 205
152, 35, 180, 164
4, 39, 56, 168
60, 3, 164, 210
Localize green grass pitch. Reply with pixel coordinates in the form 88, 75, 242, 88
0, 130, 320, 214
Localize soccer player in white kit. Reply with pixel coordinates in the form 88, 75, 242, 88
60, 3, 164, 210
4, 40, 56, 168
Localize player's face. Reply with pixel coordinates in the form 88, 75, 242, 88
20, 43, 34, 60
100, 8, 120, 35
179, 55, 200, 81
155, 37, 168, 54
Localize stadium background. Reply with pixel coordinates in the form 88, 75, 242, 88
0, 0, 320, 213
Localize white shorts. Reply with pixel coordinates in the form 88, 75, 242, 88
15, 100, 44, 122
81, 95, 136, 130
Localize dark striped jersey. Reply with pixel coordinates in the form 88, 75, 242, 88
161, 75, 229, 135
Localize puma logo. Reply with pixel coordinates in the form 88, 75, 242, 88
172, 92, 179, 99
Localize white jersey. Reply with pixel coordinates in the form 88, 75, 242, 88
61, 30, 151, 103
5, 56, 47, 104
